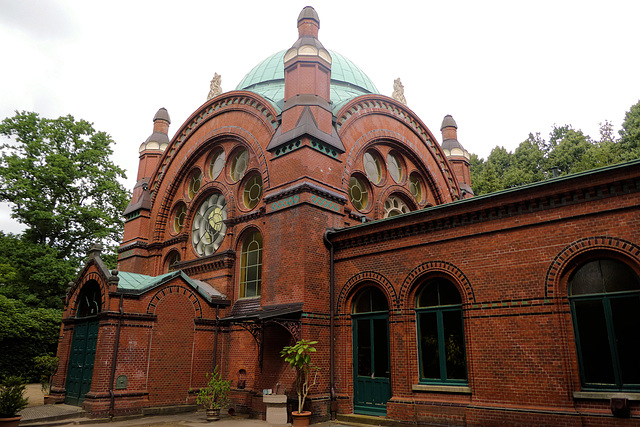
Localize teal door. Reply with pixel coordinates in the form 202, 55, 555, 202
65, 319, 99, 405
353, 314, 391, 415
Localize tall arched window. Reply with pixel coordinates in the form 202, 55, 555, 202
569, 259, 640, 389
416, 279, 467, 384
239, 231, 263, 298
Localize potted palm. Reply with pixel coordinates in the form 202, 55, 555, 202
196, 366, 231, 422
0, 377, 29, 427
280, 340, 319, 427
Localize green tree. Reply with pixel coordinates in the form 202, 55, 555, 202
0, 295, 62, 381
618, 100, 640, 160
0, 112, 130, 259
0, 232, 75, 308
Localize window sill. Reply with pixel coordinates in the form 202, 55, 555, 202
573, 391, 640, 401
412, 384, 471, 394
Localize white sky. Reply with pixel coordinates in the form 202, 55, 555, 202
1, 0, 639, 234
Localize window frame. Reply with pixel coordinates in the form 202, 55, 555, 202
239, 230, 263, 299
569, 287, 640, 391
415, 280, 468, 386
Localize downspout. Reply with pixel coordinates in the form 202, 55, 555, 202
213, 305, 220, 370
323, 229, 337, 419
109, 294, 124, 418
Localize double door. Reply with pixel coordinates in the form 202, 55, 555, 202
65, 319, 99, 405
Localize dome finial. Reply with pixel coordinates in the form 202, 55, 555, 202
297, 6, 320, 37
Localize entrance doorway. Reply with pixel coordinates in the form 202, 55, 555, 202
352, 286, 391, 415
65, 282, 101, 406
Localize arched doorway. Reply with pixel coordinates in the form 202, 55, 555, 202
352, 286, 391, 415
65, 281, 101, 405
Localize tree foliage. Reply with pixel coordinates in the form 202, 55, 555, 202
0, 111, 130, 259
0, 232, 75, 309
470, 100, 640, 195
0, 295, 62, 382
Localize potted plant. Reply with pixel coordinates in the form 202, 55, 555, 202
0, 376, 29, 427
280, 340, 319, 427
196, 366, 231, 422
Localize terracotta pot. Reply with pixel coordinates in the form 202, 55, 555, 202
0, 416, 22, 427
292, 411, 311, 427
205, 408, 220, 421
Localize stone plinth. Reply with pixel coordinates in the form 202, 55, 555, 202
263, 394, 287, 425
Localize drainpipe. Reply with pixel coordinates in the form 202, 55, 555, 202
109, 294, 124, 418
323, 229, 337, 419
213, 305, 220, 370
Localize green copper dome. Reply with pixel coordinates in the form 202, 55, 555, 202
236, 50, 379, 113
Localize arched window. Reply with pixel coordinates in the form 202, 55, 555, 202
76, 281, 102, 318
569, 259, 640, 389
239, 231, 263, 298
416, 279, 467, 384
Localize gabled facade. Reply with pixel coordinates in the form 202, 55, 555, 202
50, 6, 640, 425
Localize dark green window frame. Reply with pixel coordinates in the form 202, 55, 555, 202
416, 280, 467, 385
569, 259, 640, 391
570, 292, 640, 390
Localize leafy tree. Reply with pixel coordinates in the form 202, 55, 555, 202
0, 295, 62, 381
618, 100, 640, 160
0, 112, 130, 259
0, 232, 75, 309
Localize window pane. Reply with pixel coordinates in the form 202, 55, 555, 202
443, 310, 466, 380
602, 260, 640, 293
419, 312, 440, 380
417, 282, 438, 308
357, 319, 372, 377
574, 299, 615, 385
373, 318, 389, 378
439, 282, 462, 305
610, 296, 640, 385
571, 261, 605, 295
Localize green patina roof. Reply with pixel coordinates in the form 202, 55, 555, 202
236, 50, 379, 113
117, 270, 225, 303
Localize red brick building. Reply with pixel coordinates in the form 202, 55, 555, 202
50, 6, 640, 425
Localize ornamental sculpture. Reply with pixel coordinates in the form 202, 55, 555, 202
207, 73, 222, 100
392, 78, 407, 105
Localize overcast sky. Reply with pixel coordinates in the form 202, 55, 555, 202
1, 0, 639, 234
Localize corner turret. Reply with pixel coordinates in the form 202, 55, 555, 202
441, 115, 473, 198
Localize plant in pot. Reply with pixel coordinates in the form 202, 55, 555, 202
0, 376, 29, 427
280, 340, 319, 427
196, 366, 231, 422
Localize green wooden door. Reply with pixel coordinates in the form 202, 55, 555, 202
65, 319, 99, 405
353, 314, 391, 415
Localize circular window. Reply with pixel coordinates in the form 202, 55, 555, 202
383, 195, 410, 217
209, 149, 226, 180
243, 175, 263, 210
349, 176, 369, 211
188, 170, 202, 199
230, 149, 249, 182
363, 151, 382, 184
191, 193, 227, 256
173, 203, 187, 233
409, 173, 423, 203
387, 152, 403, 183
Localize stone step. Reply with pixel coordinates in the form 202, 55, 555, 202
336, 413, 399, 426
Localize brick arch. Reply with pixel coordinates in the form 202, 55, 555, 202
146, 285, 203, 318
336, 271, 398, 314
545, 236, 640, 298
70, 272, 107, 316
153, 130, 259, 241
374, 185, 417, 219
341, 129, 449, 206
399, 261, 475, 306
